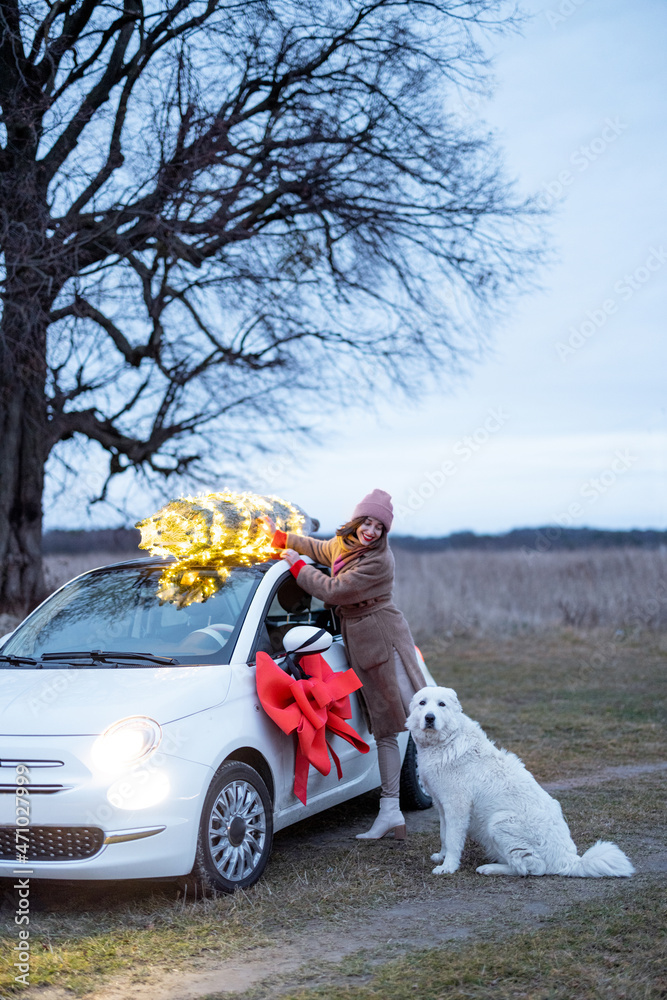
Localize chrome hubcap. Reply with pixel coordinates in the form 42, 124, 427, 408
208, 779, 266, 882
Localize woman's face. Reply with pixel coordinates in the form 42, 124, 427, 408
356, 517, 384, 546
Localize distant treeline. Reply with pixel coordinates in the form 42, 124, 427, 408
390, 527, 667, 552
43, 525, 667, 555
44, 528, 142, 554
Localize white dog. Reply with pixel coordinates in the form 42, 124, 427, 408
407, 687, 634, 878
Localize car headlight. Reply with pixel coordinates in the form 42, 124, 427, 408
107, 769, 170, 810
92, 716, 162, 773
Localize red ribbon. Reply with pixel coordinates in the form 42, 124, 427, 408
255, 650, 370, 804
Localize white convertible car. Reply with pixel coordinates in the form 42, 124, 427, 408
0, 556, 432, 892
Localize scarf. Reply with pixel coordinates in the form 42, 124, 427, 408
332, 548, 365, 576
332, 531, 385, 575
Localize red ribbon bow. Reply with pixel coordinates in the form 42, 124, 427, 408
255, 650, 370, 804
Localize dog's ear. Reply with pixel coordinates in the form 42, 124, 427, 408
440, 687, 462, 712
407, 689, 422, 714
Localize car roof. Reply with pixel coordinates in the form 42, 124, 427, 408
81, 555, 278, 574
86, 555, 171, 570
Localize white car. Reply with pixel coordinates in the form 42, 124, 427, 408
0, 555, 433, 892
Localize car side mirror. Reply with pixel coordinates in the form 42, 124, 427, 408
283, 625, 332, 656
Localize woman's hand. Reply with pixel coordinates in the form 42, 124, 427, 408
259, 515, 277, 537
280, 548, 301, 566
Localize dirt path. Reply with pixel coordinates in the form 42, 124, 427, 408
30, 763, 667, 1000
542, 760, 667, 791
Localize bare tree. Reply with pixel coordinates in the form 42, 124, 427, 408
0, 0, 542, 609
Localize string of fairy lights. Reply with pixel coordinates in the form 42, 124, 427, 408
135, 491, 306, 606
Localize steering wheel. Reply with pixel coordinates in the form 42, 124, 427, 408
185, 623, 235, 649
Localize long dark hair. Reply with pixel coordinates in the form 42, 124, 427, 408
336, 516, 387, 555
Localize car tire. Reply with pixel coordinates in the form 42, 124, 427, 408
192, 760, 273, 894
399, 735, 432, 810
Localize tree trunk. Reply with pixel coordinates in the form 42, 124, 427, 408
0, 354, 47, 612
0, 166, 52, 612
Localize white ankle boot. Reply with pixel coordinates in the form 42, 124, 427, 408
355, 796, 406, 840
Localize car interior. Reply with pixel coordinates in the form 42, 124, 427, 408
253, 571, 340, 658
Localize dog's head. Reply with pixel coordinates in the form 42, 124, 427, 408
406, 686, 463, 744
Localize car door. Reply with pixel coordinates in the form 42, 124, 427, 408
251, 571, 375, 806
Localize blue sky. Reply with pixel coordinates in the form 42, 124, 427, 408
46, 0, 667, 536
241, 0, 667, 536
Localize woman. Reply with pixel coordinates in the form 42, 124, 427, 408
262, 489, 425, 840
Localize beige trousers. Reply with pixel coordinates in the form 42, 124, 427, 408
376, 650, 415, 798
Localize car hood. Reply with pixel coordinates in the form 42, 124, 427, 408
0, 664, 234, 735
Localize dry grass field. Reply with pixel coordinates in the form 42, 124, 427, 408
2, 544, 666, 640
394, 545, 667, 637
0, 547, 665, 999
0, 553, 124, 638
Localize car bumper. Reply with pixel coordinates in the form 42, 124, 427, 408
0, 735, 212, 880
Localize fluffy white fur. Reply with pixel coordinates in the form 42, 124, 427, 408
407, 686, 634, 878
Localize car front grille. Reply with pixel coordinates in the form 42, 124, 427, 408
0, 826, 104, 861
0, 784, 72, 794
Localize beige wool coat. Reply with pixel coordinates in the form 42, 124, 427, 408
282, 532, 425, 738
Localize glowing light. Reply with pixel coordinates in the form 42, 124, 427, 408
92, 717, 162, 773
136, 490, 306, 606
107, 770, 170, 810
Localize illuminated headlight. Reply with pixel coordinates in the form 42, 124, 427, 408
92, 716, 162, 773
107, 769, 170, 810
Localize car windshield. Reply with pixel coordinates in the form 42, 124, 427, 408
2, 563, 262, 666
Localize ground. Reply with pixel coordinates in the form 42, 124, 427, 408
1, 630, 665, 1000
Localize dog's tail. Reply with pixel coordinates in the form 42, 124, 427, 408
565, 840, 634, 878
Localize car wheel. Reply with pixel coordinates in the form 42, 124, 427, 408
192, 760, 273, 894
399, 735, 432, 810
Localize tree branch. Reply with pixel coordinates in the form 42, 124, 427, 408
50, 295, 153, 366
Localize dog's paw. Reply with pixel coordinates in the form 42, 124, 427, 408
432, 858, 459, 875
476, 864, 500, 876
430, 852, 444, 863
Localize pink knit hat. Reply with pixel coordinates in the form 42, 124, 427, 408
352, 489, 394, 531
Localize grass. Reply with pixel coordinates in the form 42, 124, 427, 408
3, 545, 666, 640
0, 894, 272, 993
394, 546, 667, 634
262, 881, 667, 1000
0, 631, 665, 997
420, 629, 667, 780
3, 774, 663, 998
1, 550, 664, 998
205, 774, 667, 1000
